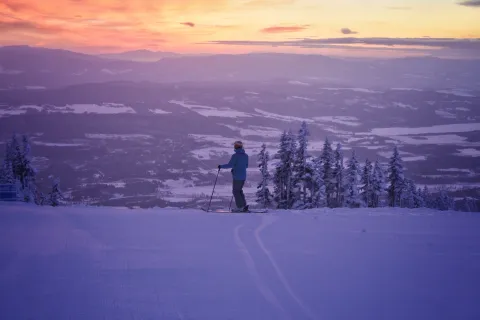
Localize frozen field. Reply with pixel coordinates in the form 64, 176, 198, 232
0, 204, 479, 320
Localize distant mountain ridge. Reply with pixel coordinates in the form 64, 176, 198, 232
1, 45, 479, 90
98, 49, 182, 62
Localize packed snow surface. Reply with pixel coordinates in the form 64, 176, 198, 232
0, 204, 479, 320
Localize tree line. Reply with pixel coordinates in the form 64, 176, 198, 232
0, 134, 63, 206
256, 121, 459, 211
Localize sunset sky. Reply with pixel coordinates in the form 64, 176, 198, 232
1, 0, 479, 57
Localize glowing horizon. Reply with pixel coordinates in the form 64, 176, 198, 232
1, 0, 479, 57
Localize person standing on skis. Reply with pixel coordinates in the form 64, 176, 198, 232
218, 141, 249, 212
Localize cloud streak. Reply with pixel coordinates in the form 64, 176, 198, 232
386, 6, 412, 10
458, 0, 480, 7
341, 28, 357, 35
209, 37, 480, 51
261, 25, 308, 33
181, 22, 195, 27
0, 20, 64, 34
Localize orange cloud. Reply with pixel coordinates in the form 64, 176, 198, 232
0, 0, 232, 52
261, 25, 309, 33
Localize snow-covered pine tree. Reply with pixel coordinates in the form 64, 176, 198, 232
311, 157, 326, 208
273, 132, 287, 208
256, 143, 272, 208
371, 159, 386, 208
19, 135, 37, 203
332, 143, 345, 208
416, 187, 425, 208
302, 158, 316, 209
285, 130, 297, 209
422, 186, 434, 208
273, 130, 296, 209
0, 141, 15, 184
49, 178, 63, 207
273, 131, 288, 208
387, 146, 404, 207
10, 134, 22, 179
464, 197, 478, 212
434, 187, 455, 211
37, 192, 48, 206
292, 121, 311, 209
344, 150, 362, 208
400, 179, 416, 208
320, 137, 335, 207
360, 159, 373, 207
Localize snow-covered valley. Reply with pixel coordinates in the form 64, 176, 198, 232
1, 80, 479, 207
1, 203, 479, 320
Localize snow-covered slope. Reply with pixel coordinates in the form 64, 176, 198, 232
1, 203, 479, 320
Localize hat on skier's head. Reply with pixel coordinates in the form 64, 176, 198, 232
234, 140, 243, 149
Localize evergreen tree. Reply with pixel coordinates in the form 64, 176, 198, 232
38, 192, 48, 206
422, 186, 434, 208
19, 135, 37, 203
320, 137, 335, 207
49, 178, 63, 207
2, 134, 37, 202
434, 188, 455, 211
0, 141, 15, 184
10, 134, 22, 181
464, 197, 478, 212
273, 130, 296, 209
332, 143, 345, 208
292, 122, 311, 209
401, 179, 416, 208
416, 187, 426, 208
285, 130, 297, 209
311, 157, 326, 208
344, 150, 362, 208
273, 131, 287, 208
302, 158, 316, 208
360, 159, 373, 207
371, 160, 386, 208
387, 146, 404, 207
256, 143, 272, 208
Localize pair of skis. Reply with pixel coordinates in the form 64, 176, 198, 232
201, 207, 268, 213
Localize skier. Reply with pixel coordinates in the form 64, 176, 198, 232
218, 141, 249, 212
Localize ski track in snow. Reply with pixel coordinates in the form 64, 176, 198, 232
233, 224, 288, 319
234, 215, 317, 320
254, 216, 318, 320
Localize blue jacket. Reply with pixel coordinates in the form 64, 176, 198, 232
220, 148, 249, 181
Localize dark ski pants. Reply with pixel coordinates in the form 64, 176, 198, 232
233, 180, 247, 209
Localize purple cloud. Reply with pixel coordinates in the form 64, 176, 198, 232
458, 0, 480, 6
208, 37, 480, 51
341, 28, 358, 35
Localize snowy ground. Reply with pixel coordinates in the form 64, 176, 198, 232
0, 204, 479, 320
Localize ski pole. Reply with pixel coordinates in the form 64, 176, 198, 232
229, 195, 233, 211
206, 168, 221, 212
